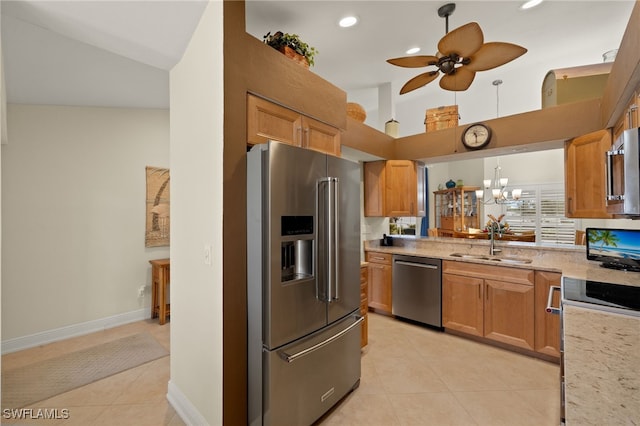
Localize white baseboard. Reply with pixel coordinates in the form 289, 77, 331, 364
1, 308, 151, 354
167, 380, 210, 426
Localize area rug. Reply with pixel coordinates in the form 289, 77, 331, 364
1, 332, 169, 409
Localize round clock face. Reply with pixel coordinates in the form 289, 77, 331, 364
462, 123, 492, 150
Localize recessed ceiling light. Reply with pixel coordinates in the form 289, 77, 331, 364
339, 16, 358, 28
406, 47, 421, 55
521, 0, 543, 10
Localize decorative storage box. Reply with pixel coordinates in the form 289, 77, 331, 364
541, 62, 612, 108
425, 105, 459, 132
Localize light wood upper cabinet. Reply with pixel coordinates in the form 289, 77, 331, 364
613, 90, 639, 142
247, 94, 302, 146
364, 161, 386, 216
247, 94, 341, 156
565, 129, 613, 218
301, 116, 341, 156
364, 160, 425, 217
534, 271, 561, 358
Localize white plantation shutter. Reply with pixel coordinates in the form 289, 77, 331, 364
504, 183, 575, 245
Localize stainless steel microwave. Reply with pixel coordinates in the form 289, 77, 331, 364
606, 127, 640, 216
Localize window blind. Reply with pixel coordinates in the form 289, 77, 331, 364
504, 183, 575, 245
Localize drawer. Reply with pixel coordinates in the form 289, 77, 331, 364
440, 216, 454, 230
366, 251, 392, 265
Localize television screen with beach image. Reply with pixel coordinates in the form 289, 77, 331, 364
586, 228, 640, 272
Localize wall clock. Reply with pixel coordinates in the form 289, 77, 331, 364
462, 123, 492, 150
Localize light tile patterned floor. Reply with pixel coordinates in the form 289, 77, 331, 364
2, 313, 560, 425
1, 320, 183, 426
319, 313, 561, 426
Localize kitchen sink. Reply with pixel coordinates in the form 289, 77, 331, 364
449, 253, 490, 260
489, 256, 533, 264
450, 253, 533, 264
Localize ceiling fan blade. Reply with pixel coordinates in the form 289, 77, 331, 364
439, 67, 475, 91
387, 55, 439, 68
438, 22, 483, 58
400, 71, 440, 94
465, 42, 528, 72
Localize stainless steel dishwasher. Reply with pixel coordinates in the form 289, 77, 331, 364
392, 254, 442, 328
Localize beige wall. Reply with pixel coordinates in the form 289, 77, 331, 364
168, 1, 223, 424
1, 104, 169, 342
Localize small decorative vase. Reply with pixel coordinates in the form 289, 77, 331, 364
445, 179, 456, 189
385, 119, 399, 137
456, 179, 464, 187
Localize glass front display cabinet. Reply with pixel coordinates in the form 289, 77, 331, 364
434, 186, 481, 237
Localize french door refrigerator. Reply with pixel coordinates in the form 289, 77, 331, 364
247, 141, 363, 426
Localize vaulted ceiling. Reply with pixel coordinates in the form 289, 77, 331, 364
1, 1, 635, 110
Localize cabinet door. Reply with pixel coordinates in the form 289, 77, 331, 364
442, 273, 483, 337
534, 271, 561, 358
247, 94, 302, 146
363, 161, 386, 217
302, 116, 341, 156
564, 129, 612, 218
415, 162, 426, 217
385, 160, 418, 216
367, 263, 392, 314
360, 266, 368, 348
484, 279, 535, 350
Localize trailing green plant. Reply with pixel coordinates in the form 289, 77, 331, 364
263, 31, 318, 67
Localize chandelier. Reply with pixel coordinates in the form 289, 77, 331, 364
476, 163, 522, 204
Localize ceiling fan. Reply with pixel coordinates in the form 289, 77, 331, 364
387, 3, 527, 94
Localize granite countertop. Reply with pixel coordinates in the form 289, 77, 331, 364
563, 304, 640, 423
364, 236, 640, 287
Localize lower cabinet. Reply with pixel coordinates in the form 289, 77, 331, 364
365, 252, 392, 314
441, 273, 484, 337
484, 278, 535, 350
534, 271, 561, 358
360, 264, 368, 348
443, 261, 535, 351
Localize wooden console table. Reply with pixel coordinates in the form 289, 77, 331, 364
149, 258, 170, 325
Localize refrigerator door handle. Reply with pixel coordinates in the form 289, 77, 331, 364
318, 177, 340, 303
330, 177, 339, 301
279, 315, 363, 363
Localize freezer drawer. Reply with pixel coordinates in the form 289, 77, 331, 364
262, 314, 362, 426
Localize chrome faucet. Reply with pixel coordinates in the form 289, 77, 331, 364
488, 221, 502, 256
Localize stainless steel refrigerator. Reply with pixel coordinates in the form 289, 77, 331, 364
247, 141, 362, 426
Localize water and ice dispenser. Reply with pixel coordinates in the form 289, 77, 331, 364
281, 216, 313, 282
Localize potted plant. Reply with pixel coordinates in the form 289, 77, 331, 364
263, 31, 318, 68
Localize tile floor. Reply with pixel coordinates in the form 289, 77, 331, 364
1, 320, 183, 426
1, 313, 560, 425
320, 313, 560, 426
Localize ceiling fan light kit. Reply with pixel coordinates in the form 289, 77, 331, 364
387, 3, 527, 94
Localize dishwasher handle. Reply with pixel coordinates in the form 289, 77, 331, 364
394, 260, 439, 270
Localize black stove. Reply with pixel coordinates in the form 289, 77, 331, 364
562, 277, 640, 312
